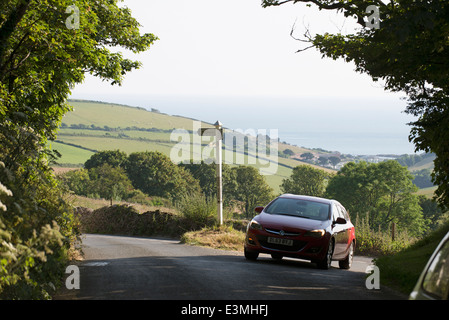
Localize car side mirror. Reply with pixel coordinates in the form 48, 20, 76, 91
334, 217, 347, 225
254, 206, 264, 214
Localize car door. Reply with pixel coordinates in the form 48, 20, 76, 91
332, 204, 349, 259
338, 205, 352, 256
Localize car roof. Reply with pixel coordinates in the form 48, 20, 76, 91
278, 193, 339, 205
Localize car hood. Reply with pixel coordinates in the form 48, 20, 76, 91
255, 212, 329, 232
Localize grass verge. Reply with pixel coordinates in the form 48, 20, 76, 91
180, 225, 246, 251
375, 221, 449, 295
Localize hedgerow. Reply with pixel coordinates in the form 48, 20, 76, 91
0, 162, 79, 299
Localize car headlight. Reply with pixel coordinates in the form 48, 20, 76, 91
249, 220, 263, 231
304, 229, 325, 238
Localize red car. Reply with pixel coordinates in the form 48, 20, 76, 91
244, 194, 356, 269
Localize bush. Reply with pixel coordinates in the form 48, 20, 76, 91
374, 220, 449, 294
0, 162, 79, 299
176, 194, 217, 227
354, 214, 416, 256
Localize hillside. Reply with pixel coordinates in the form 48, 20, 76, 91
51, 100, 336, 193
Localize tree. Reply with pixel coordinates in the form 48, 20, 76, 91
281, 165, 328, 197
412, 169, 434, 189
262, 0, 449, 209
328, 156, 341, 168
179, 161, 238, 206
0, 0, 156, 298
84, 150, 128, 170
318, 156, 329, 166
179, 161, 216, 199
126, 151, 201, 201
232, 166, 274, 218
59, 163, 151, 205
1, 1, 157, 161
418, 196, 446, 231
283, 148, 295, 156
300, 152, 314, 161
58, 168, 91, 196
88, 164, 134, 205
326, 161, 426, 236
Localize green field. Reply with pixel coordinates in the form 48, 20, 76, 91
52, 100, 336, 193
62, 100, 205, 130
49, 141, 94, 164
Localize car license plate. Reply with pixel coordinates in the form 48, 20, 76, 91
267, 237, 293, 246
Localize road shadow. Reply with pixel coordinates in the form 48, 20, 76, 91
54, 251, 406, 300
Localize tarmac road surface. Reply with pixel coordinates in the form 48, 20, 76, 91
55, 234, 407, 301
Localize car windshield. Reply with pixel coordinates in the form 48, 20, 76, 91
264, 198, 330, 221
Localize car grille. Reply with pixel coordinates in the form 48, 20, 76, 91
257, 235, 307, 252
265, 228, 301, 237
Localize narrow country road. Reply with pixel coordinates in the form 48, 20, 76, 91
55, 234, 407, 301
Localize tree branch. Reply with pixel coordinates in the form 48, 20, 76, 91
0, 0, 32, 62
290, 20, 316, 53
264, 0, 377, 27
0, 31, 31, 82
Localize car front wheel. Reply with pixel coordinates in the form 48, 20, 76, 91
244, 248, 259, 261
317, 240, 334, 270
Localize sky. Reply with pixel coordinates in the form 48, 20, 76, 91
70, 0, 418, 155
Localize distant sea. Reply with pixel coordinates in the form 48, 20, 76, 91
71, 94, 419, 156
